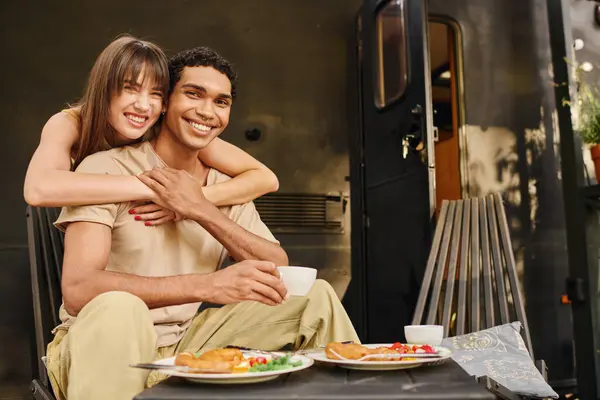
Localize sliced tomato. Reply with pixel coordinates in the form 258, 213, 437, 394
390, 342, 403, 350
421, 345, 435, 353
255, 356, 268, 365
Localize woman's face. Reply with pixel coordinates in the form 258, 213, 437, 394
108, 68, 165, 143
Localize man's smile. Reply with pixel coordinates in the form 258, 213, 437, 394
185, 118, 215, 134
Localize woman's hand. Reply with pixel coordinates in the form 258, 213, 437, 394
129, 202, 183, 226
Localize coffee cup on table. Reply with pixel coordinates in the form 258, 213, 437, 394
404, 325, 443, 346
276, 266, 317, 296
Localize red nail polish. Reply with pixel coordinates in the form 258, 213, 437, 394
129, 209, 136, 214
145, 222, 151, 226
134, 216, 141, 221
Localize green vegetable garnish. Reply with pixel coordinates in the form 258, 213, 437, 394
249, 353, 303, 372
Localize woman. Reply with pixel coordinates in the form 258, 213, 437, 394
24, 35, 278, 225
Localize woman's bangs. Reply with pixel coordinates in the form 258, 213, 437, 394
114, 46, 169, 97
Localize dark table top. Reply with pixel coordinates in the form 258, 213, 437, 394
134, 360, 497, 400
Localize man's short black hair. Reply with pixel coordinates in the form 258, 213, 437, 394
168, 47, 238, 98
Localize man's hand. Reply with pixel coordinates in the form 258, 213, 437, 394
206, 260, 288, 306
137, 167, 207, 218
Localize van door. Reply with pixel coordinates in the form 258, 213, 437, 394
348, 0, 435, 342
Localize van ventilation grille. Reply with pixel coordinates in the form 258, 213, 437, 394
254, 193, 345, 234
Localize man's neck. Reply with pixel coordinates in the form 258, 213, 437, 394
152, 126, 205, 176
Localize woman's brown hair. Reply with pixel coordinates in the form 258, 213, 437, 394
70, 34, 169, 168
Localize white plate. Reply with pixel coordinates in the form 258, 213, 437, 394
306, 344, 452, 371
153, 352, 314, 384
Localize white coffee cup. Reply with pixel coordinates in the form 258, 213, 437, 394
276, 266, 317, 296
404, 325, 443, 346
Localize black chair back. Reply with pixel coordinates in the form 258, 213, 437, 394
26, 206, 63, 388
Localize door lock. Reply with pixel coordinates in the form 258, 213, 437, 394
402, 134, 418, 159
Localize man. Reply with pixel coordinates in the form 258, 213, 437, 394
46, 47, 359, 400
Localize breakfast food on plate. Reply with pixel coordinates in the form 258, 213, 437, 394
175, 353, 235, 373
174, 349, 303, 374
325, 342, 437, 361
197, 348, 245, 363
325, 342, 369, 360
175, 349, 243, 373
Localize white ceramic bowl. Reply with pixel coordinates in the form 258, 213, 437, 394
404, 325, 443, 346
276, 266, 317, 296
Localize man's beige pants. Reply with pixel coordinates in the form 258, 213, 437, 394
46, 279, 359, 400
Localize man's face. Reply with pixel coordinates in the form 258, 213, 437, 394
164, 66, 232, 150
